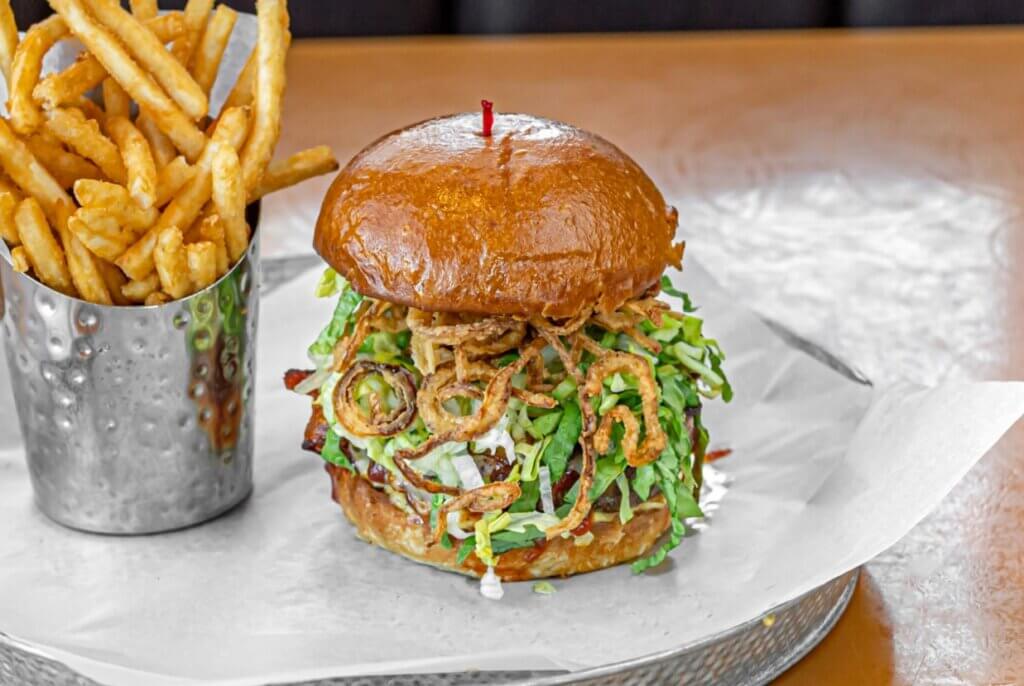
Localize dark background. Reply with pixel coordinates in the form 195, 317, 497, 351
14, 0, 1024, 35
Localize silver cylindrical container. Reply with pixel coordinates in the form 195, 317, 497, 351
0, 218, 259, 534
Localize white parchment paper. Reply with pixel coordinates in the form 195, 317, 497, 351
2, 261, 1023, 685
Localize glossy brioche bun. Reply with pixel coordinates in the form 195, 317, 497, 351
314, 112, 683, 319
327, 465, 671, 580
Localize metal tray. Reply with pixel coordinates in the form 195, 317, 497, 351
0, 256, 863, 686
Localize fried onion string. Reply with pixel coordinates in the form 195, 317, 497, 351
593, 405, 640, 461
583, 352, 666, 467
332, 361, 417, 437
432, 481, 522, 542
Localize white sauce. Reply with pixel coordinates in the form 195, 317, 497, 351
479, 566, 504, 600
473, 414, 517, 464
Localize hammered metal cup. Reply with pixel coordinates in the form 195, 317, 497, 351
0, 211, 260, 534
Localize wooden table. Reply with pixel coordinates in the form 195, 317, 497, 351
275, 29, 1024, 684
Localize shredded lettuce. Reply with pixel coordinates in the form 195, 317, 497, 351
315, 267, 346, 298
308, 275, 363, 364
541, 401, 581, 482
660, 275, 696, 312
527, 410, 562, 439
320, 429, 354, 471
616, 474, 633, 524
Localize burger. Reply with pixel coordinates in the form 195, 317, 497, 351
285, 109, 731, 597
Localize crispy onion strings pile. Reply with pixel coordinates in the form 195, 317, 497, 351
326, 297, 674, 543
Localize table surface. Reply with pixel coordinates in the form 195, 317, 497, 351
270, 27, 1024, 685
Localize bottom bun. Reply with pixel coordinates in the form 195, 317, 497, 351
327, 464, 671, 581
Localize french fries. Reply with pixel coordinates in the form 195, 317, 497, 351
117, 105, 248, 280
252, 146, 340, 201
154, 156, 196, 206
96, 258, 130, 305
1, 0, 337, 308
121, 272, 159, 302
33, 13, 185, 110
198, 214, 228, 275
24, 134, 104, 190
0, 118, 72, 223
44, 107, 127, 183
49, 0, 207, 161
153, 225, 189, 298
172, 0, 215, 66
0, 191, 18, 245
211, 142, 248, 261
136, 111, 178, 169
15, 196, 74, 294
0, 0, 18, 86
239, 0, 289, 193
10, 245, 30, 272
186, 240, 217, 290
67, 213, 129, 261
191, 5, 237, 97
102, 78, 132, 119
88, 0, 208, 121
129, 0, 159, 22
106, 116, 158, 209
56, 200, 112, 304
10, 16, 68, 135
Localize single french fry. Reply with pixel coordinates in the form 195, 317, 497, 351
24, 134, 105, 189
197, 213, 228, 275
154, 156, 195, 206
35, 56, 107, 111
9, 15, 68, 135
129, 0, 158, 21
0, 0, 18, 87
145, 290, 170, 306
186, 240, 216, 290
252, 145, 339, 201
10, 245, 30, 272
0, 191, 19, 245
116, 106, 249, 280
15, 196, 73, 294
154, 225, 190, 299
0, 118, 72, 224
171, 0, 215, 67
106, 115, 158, 209
211, 143, 248, 261
239, 0, 289, 193
102, 78, 132, 119
135, 111, 177, 169
44, 107, 127, 184
222, 47, 255, 111
73, 178, 129, 207
96, 257, 131, 305
121, 272, 158, 301
88, 0, 208, 121
67, 213, 130, 261
73, 185, 159, 231
72, 206, 127, 240
48, 0, 207, 162
56, 200, 112, 304
191, 5, 236, 96
33, 13, 185, 109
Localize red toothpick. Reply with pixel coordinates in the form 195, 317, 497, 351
481, 99, 494, 137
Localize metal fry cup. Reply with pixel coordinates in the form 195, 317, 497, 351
0, 209, 260, 534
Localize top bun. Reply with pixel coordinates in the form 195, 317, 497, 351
314, 112, 683, 318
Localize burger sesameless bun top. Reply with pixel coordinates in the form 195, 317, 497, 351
314, 112, 683, 319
